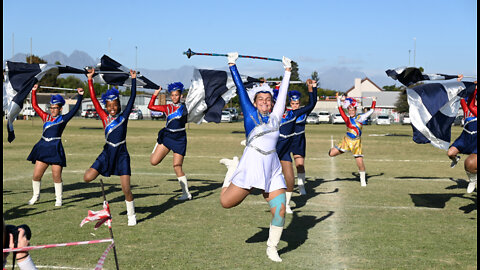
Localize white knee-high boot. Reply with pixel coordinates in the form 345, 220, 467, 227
28, 180, 41, 205
285, 192, 293, 214
177, 175, 192, 200
297, 173, 306, 195
359, 171, 366, 187
220, 156, 239, 188
125, 200, 136, 226
266, 224, 283, 262
466, 171, 477, 193
54, 182, 63, 206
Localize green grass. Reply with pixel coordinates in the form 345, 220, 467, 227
3, 118, 477, 269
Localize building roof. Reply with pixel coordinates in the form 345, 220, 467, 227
345, 77, 383, 95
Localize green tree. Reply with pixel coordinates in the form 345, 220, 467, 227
54, 61, 61, 65
290, 61, 300, 81
26, 54, 46, 64
382, 84, 404, 91
394, 89, 409, 113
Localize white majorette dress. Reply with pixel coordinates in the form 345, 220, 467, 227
227, 64, 291, 192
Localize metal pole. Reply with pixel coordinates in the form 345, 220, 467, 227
413, 37, 416, 67
408, 50, 411, 66
99, 179, 120, 270
135, 46, 138, 70
30, 37, 32, 64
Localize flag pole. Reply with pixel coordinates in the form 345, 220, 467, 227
99, 179, 120, 270
39, 86, 78, 91
183, 48, 282, 62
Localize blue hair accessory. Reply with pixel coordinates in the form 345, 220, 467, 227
101, 88, 120, 104
50, 94, 65, 106
167, 82, 184, 93
342, 97, 358, 109
288, 90, 301, 101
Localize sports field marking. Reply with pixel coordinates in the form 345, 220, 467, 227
4, 265, 91, 270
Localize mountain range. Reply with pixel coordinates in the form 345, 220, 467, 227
4, 50, 397, 91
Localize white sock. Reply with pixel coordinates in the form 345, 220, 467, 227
359, 171, 366, 186
32, 180, 41, 198
178, 175, 190, 195
297, 173, 305, 186
285, 191, 292, 206
54, 182, 63, 201
125, 200, 135, 216
466, 171, 477, 183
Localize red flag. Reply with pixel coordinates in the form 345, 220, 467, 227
80, 201, 112, 229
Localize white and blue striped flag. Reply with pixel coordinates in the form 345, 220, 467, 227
408, 80, 476, 150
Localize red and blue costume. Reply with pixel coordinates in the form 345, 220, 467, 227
148, 98, 188, 156
88, 79, 136, 176
27, 91, 82, 167
451, 88, 477, 154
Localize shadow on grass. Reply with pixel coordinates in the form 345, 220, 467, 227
124, 179, 222, 224
245, 211, 334, 255
313, 172, 384, 185
409, 192, 477, 214
292, 178, 339, 209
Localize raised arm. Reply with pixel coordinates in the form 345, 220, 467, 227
271, 57, 292, 119
87, 69, 108, 124
122, 70, 137, 117
228, 53, 256, 114
293, 79, 317, 117
148, 88, 172, 113
63, 88, 84, 122
466, 88, 477, 117
31, 84, 48, 121
358, 98, 376, 123
337, 95, 350, 124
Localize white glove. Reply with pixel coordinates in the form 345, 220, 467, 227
282, 56, 292, 69
337, 97, 342, 107
228, 52, 239, 65
240, 139, 246, 146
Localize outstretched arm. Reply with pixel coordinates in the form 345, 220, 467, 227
294, 79, 317, 117
337, 94, 350, 124
148, 88, 172, 113
31, 84, 48, 121
228, 53, 256, 115
466, 88, 477, 117
63, 88, 84, 122
271, 57, 292, 119
87, 69, 108, 125
358, 97, 376, 123
122, 69, 137, 117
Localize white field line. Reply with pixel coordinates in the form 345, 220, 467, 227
4, 265, 92, 270
64, 153, 452, 164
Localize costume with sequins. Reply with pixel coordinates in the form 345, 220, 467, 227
451, 88, 477, 154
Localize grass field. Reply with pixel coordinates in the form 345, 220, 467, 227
3, 117, 477, 269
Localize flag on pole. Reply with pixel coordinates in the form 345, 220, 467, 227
185, 68, 260, 123
80, 201, 112, 229
3, 61, 86, 142
407, 80, 476, 150
94, 55, 159, 89
386, 67, 458, 87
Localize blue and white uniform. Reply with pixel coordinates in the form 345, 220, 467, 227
88, 79, 136, 177
291, 113, 307, 157
276, 90, 317, 162
27, 94, 83, 167
227, 64, 291, 192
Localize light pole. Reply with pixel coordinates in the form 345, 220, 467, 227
30, 37, 33, 64
408, 49, 411, 66
135, 46, 138, 70
413, 37, 416, 67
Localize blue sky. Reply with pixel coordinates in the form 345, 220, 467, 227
3, 0, 477, 79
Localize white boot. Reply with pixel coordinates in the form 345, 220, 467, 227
359, 171, 367, 187
220, 156, 239, 188
297, 173, 306, 195
28, 180, 41, 205
466, 171, 477, 193
266, 224, 283, 262
126, 200, 137, 226
285, 192, 293, 214
177, 175, 192, 200
54, 182, 63, 207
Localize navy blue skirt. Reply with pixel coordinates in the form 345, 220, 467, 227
451, 120, 477, 154
157, 128, 187, 156
276, 137, 293, 162
27, 139, 67, 167
291, 133, 306, 157
91, 143, 131, 177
